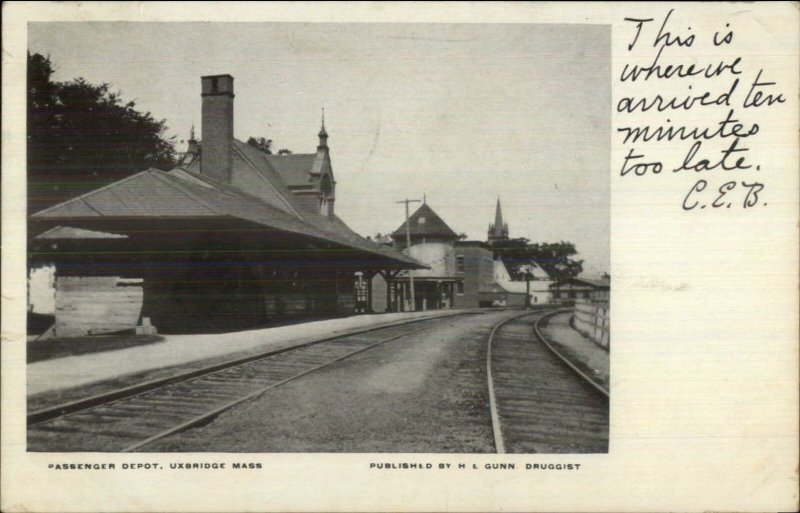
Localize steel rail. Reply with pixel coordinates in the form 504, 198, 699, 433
28, 311, 470, 426
122, 324, 434, 452
487, 308, 608, 454
533, 309, 609, 399
485, 310, 544, 454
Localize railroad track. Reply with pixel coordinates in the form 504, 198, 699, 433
27, 313, 467, 452
487, 310, 609, 454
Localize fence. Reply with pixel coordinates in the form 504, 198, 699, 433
572, 299, 609, 350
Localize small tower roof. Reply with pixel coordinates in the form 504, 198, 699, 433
391, 203, 459, 241
317, 108, 328, 149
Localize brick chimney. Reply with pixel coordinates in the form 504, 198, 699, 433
200, 74, 234, 183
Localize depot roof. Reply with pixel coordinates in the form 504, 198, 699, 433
31, 168, 424, 269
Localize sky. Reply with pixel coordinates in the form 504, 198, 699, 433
29, 22, 610, 276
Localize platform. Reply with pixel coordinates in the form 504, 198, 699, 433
27, 310, 471, 398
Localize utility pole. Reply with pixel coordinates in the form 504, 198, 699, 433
396, 198, 421, 311
521, 264, 533, 309
525, 275, 531, 308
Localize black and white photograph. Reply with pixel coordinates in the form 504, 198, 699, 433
4, 3, 798, 512
25, 21, 610, 453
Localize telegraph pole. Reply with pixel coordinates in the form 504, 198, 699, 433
521, 264, 533, 309
397, 198, 421, 311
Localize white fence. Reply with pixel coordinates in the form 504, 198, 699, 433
572, 299, 609, 350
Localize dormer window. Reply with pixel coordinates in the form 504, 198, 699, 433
418, 217, 426, 225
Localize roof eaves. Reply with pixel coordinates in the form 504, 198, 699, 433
36, 226, 129, 240
31, 170, 156, 218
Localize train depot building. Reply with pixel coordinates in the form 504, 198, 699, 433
371, 199, 555, 312
29, 74, 423, 337
550, 276, 610, 303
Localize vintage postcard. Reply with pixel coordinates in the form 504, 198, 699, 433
2, 2, 798, 512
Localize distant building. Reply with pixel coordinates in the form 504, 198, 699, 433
550, 276, 610, 303
382, 202, 462, 311
486, 197, 554, 305
453, 240, 496, 308
487, 197, 509, 242
372, 198, 557, 312
491, 258, 553, 306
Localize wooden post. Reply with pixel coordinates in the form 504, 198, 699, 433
366, 272, 373, 313
525, 277, 531, 309
396, 198, 421, 311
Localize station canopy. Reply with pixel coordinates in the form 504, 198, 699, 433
30, 165, 424, 271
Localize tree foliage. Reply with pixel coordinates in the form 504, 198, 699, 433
247, 136, 292, 155
488, 238, 583, 282
246, 137, 273, 154
27, 53, 176, 214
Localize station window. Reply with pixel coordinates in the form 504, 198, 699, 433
456, 255, 465, 273
417, 217, 426, 224
456, 282, 464, 295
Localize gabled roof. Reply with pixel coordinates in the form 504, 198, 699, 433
176, 139, 308, 216
499, 257, 551, 281
30, 170, 222, 219
572, 276, 610, 289
552, 276, 610, 289
31, 168, 423, 269
391, 203, 459, 240
264, 153, 319, 188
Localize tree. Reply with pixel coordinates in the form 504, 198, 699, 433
27, 53, 176, 214
488, 237, 583, 283
246, 137, 273, 154
247, 137, 293, 156
369, 233, 392, 245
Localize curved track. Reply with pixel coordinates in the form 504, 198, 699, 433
487, 310, 609, 453
27, 313, 467, 452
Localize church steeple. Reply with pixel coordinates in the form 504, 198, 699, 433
488, 197, 509, 242
494, 198, 503, 229
317, 107, 328, 149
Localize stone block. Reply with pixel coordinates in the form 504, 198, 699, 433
135, 317, 158, 335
